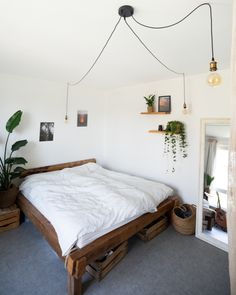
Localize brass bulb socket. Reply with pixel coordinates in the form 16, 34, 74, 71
210, 60, 217, 72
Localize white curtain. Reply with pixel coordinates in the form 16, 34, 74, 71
204, 137, 217, 177
228, 1, 236, 293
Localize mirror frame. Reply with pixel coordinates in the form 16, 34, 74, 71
196, 118, 230, 252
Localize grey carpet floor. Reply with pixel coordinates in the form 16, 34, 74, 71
0, 220, 230, 295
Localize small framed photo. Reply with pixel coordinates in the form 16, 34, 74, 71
39, 122, 54, 141
158, 96, 171, 113
77, 111, 88, 127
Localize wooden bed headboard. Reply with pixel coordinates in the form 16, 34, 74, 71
20, 158, 96, 178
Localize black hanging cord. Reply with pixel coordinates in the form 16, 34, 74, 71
65, 82, 69, 121
132, 3, 214, 60
65, 17, 121, 120
124, 17, 186, 108
183, 72, 186, 107
69, 16, 122, 86
124, 17, 183, 76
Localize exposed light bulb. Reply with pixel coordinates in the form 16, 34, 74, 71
182, 107, 188, 115
182, 102, 188, 115
207, 59, 221, 86
65, 115, 68, 122
207, 72, 221, 86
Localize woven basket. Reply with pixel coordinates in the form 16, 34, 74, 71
172, 204, 196, 235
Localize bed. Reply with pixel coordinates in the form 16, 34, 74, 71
17, 158, 179, 295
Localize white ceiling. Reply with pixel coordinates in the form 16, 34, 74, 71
0, 0, 233, 90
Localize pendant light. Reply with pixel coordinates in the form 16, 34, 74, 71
206, 4, 221, 87
207, 59, 221, 86
64, 3, 219, 120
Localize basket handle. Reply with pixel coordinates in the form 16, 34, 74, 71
179, 205, 187, 212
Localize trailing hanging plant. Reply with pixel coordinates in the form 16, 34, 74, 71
164, 121, 187, 172
0, 110, 28, 191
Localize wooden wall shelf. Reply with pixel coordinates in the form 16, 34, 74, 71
148, 130, 166, 134
140, 112, 170, 115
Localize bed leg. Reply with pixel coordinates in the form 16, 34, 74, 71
68, 273, 82, 295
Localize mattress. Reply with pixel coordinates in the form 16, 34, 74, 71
20, 163, 173, 255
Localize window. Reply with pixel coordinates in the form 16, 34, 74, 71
209, 142, 229, 211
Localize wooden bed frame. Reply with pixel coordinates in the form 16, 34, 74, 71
17, 158, 179, 295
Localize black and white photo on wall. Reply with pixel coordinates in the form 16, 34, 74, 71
77, 111, 88, 127
39, 122, 54, 141
158, 96, 171, 113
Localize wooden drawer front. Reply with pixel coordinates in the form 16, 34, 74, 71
0, 206, 20, 233
86, 241, 128, 281
137, 215, 168, 241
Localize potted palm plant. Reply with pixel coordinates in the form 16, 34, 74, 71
0, 110, 28, 208
144, 94, 155, 112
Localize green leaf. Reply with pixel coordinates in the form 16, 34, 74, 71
206, 174, 214, 186
5, 157, 27, 165
9, 172, 21, 180
13, 166, 26, 173
11, 140, 28, 152
6, 110, 23, 133
10, 167, 26, 180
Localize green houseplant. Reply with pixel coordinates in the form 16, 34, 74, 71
144, 94, 155, 112
0, 110, 28, 208
204, 174, 214, 193
164, 121, 187, 172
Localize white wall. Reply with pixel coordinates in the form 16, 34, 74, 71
0, 74, 105, 168
0, 70, 231, 205
103, 70, 231, 204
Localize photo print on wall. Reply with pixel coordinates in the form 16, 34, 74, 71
158, 96, 171, 113
39, 122, 54, 141
77, 111, 88, 127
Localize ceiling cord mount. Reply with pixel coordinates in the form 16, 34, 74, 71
118, 5, 134, 18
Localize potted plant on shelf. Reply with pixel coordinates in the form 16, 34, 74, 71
0, 110, 28, 208
164, 121, 187, 172
144, 94, 155, 113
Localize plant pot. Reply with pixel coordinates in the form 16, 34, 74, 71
147, 106, 154, 113
0, 184, 19, 209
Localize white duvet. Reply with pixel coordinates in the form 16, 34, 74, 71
20, 163, 173, 255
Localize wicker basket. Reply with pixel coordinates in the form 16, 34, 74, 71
172, 204, 196, 235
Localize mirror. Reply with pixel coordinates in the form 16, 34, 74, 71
196, 118, 230, 252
